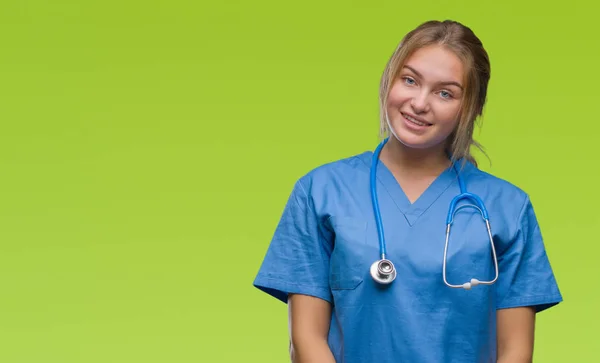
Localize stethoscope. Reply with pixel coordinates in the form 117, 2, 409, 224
369, 137, 499, 289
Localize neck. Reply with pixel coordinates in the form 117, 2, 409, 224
380, 137, 451, 178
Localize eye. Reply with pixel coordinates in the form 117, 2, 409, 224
439, 90, 453, 99
403, 76, 416, 86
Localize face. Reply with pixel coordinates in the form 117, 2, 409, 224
386, 44, 465, 151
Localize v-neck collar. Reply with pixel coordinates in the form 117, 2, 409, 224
358, 151, 462, 226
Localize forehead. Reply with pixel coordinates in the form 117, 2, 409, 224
402, 45, 465, 82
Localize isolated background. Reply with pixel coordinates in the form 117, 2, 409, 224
0, 0, 598, 362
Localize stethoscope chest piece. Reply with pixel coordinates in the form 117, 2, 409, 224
370, 259, 396, 285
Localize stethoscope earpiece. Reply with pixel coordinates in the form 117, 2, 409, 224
461, 279, 481, 290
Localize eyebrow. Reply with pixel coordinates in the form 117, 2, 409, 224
403, 65, 464, 90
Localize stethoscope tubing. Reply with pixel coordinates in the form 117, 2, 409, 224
369, 137, 499, 289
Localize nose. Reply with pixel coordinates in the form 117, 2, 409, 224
410, 91, 430, 114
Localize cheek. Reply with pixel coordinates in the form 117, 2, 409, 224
435, 103, 462, 128
387, 84, 411, 105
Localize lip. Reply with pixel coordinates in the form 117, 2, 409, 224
401, 112, 431, 125
401, 112, 432, 131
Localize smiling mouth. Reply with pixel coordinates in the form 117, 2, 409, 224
402, 112, 432, 127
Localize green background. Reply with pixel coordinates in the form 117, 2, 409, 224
0, 0, 597, 361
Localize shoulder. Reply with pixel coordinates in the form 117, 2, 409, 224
461, 162, 538, 236
294, 151, 372, 195
463, 161, 530, 205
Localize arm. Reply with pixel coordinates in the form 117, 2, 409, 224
494, 196, 563, 361
288, 294, 336, 363
496, 306, 536, 363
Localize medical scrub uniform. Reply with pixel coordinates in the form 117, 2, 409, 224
253, 150, 562, 363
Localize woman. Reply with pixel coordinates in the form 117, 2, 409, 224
253, 19, 562, 363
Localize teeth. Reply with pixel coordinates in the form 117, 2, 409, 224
404, 114, 427, 126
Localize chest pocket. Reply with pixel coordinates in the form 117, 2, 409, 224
328, 216, 368, 291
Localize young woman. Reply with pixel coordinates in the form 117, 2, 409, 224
253, 19, 562, 363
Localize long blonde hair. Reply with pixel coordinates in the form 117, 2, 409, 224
379, 20, 491, 167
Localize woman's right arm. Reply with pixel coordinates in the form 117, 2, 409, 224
288, 294, 336, 363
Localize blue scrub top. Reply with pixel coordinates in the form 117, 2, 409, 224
253, 150, 562, 362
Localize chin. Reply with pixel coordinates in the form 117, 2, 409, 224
388, 124, 431, 149
395, 135, 438, 150
388, 124, 447, 152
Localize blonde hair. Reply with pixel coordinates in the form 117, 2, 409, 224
379, 20, 491, 167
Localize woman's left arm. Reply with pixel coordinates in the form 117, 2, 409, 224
496, 306, 536, 363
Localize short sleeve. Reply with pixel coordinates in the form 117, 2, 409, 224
495, 195, 563, 312
253, 178, 333, 304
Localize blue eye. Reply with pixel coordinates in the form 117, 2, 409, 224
404, 77, 416, 85
440, 90, 452, 99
